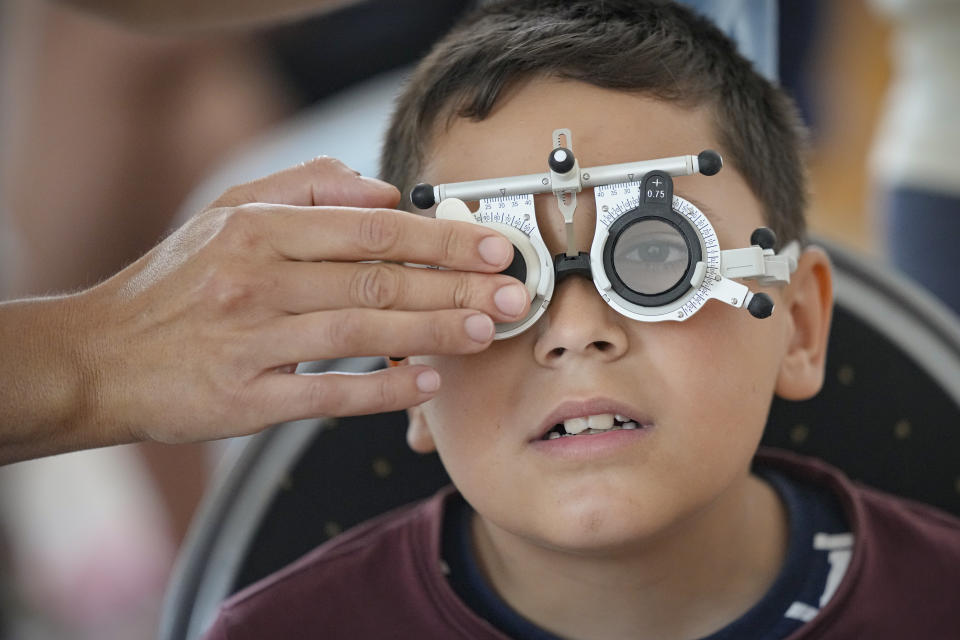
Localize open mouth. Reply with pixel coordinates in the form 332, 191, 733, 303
541, 413, 644, 440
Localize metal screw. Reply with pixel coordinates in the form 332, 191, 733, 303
602, 205, 609, 212
583, 172, 590, 180
541, 177, 549, 185
731, 298, 738, 305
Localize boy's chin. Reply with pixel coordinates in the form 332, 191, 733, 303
529, 518, 669, 557
506, 494, 683, 556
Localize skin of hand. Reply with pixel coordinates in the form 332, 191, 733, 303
0, 157, 529, 464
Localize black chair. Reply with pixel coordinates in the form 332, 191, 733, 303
159, 239, 960, 640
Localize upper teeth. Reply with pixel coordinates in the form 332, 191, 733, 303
564, 413, 620, 434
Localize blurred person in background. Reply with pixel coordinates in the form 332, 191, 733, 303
868, 0, 960, 315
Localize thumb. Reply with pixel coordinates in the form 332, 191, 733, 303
211, 156, 400, 209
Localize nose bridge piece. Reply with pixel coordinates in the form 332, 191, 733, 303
554, 251, 592, 283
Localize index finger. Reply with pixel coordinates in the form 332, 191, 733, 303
212, 156, 400, 209
264, 205, 514, 272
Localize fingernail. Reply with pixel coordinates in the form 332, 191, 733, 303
494, 283, 528, 317
478, 236, 512, 267
416, 369, 441, 393
464, 314, 495, 343
358, 175, 393, 188
359, 175, 399, 193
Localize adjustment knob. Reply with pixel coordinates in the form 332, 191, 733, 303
411, 183, 436, 210
750, 227, 777, 250
500, 246, 528, 284
747, 292, 775, 319
548, 147, 576, 174
697, 150, 722, 176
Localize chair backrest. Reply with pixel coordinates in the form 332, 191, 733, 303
765, 240, 960, 510
159, 239, 960, 640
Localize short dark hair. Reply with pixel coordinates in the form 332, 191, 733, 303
380, 0, 809, 246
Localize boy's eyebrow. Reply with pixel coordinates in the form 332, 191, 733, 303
682, 195, 722, 223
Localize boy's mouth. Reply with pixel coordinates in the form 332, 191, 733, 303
541, 414, 643, 440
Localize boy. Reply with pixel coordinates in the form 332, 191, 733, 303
204, 1, 960, 638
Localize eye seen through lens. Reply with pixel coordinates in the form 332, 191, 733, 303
612, 219, 690, 296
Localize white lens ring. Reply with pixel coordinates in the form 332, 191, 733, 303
488, 222, 554, 339
602, 204, 703, 306
461, 196, 555, 340
591, 192, 721, 322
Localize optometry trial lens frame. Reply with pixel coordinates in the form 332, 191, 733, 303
411, 129, 799, 340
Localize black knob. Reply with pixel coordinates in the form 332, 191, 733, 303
411, 183, 435, 209
499, 246, 527, 284
750, 227, 777, 250
697, 150, 722, 176
747, 293, 775, 319
548, 147, 576, 174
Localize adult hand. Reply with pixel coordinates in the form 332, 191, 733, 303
0, 157, 529, 462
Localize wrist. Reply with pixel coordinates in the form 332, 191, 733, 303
0, 293, 120, 463
63, 288, 117, 449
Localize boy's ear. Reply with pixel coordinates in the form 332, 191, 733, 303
406, 404, 438, 453
775, 246, 834, 401
389, 358, 438, 453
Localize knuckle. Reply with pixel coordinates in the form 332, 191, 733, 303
214, 184, 254, 207
216, 205, 265, 253
358, 209, 402, 256
305, 157, 361, 205
452, 273, 474, 309
305, 377, 340, 415
201, 264, 259, 314
324, 310, 363, 350
439, 223, 461, 265
353, 264, 401, 309
308, 155, 349, 173
373, 374, 400, 410
428, 313, 453, 352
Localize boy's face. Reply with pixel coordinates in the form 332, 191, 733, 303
408, 79, 828, 552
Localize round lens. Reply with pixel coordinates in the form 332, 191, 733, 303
611, 219, 690, 296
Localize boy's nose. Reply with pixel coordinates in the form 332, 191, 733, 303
533, 276, 629, 366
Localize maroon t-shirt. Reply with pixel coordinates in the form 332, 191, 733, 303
203, 450, 960, 639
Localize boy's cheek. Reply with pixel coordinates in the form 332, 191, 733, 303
670, 305, 787, 403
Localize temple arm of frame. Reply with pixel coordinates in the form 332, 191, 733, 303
720, 241, 800, 285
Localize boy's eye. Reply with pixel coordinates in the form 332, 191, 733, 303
612, 220, 690, 296
620, 238, 683, 263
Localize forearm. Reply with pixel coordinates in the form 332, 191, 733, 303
0, 295, 118, 465
49, 0, 357, 32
